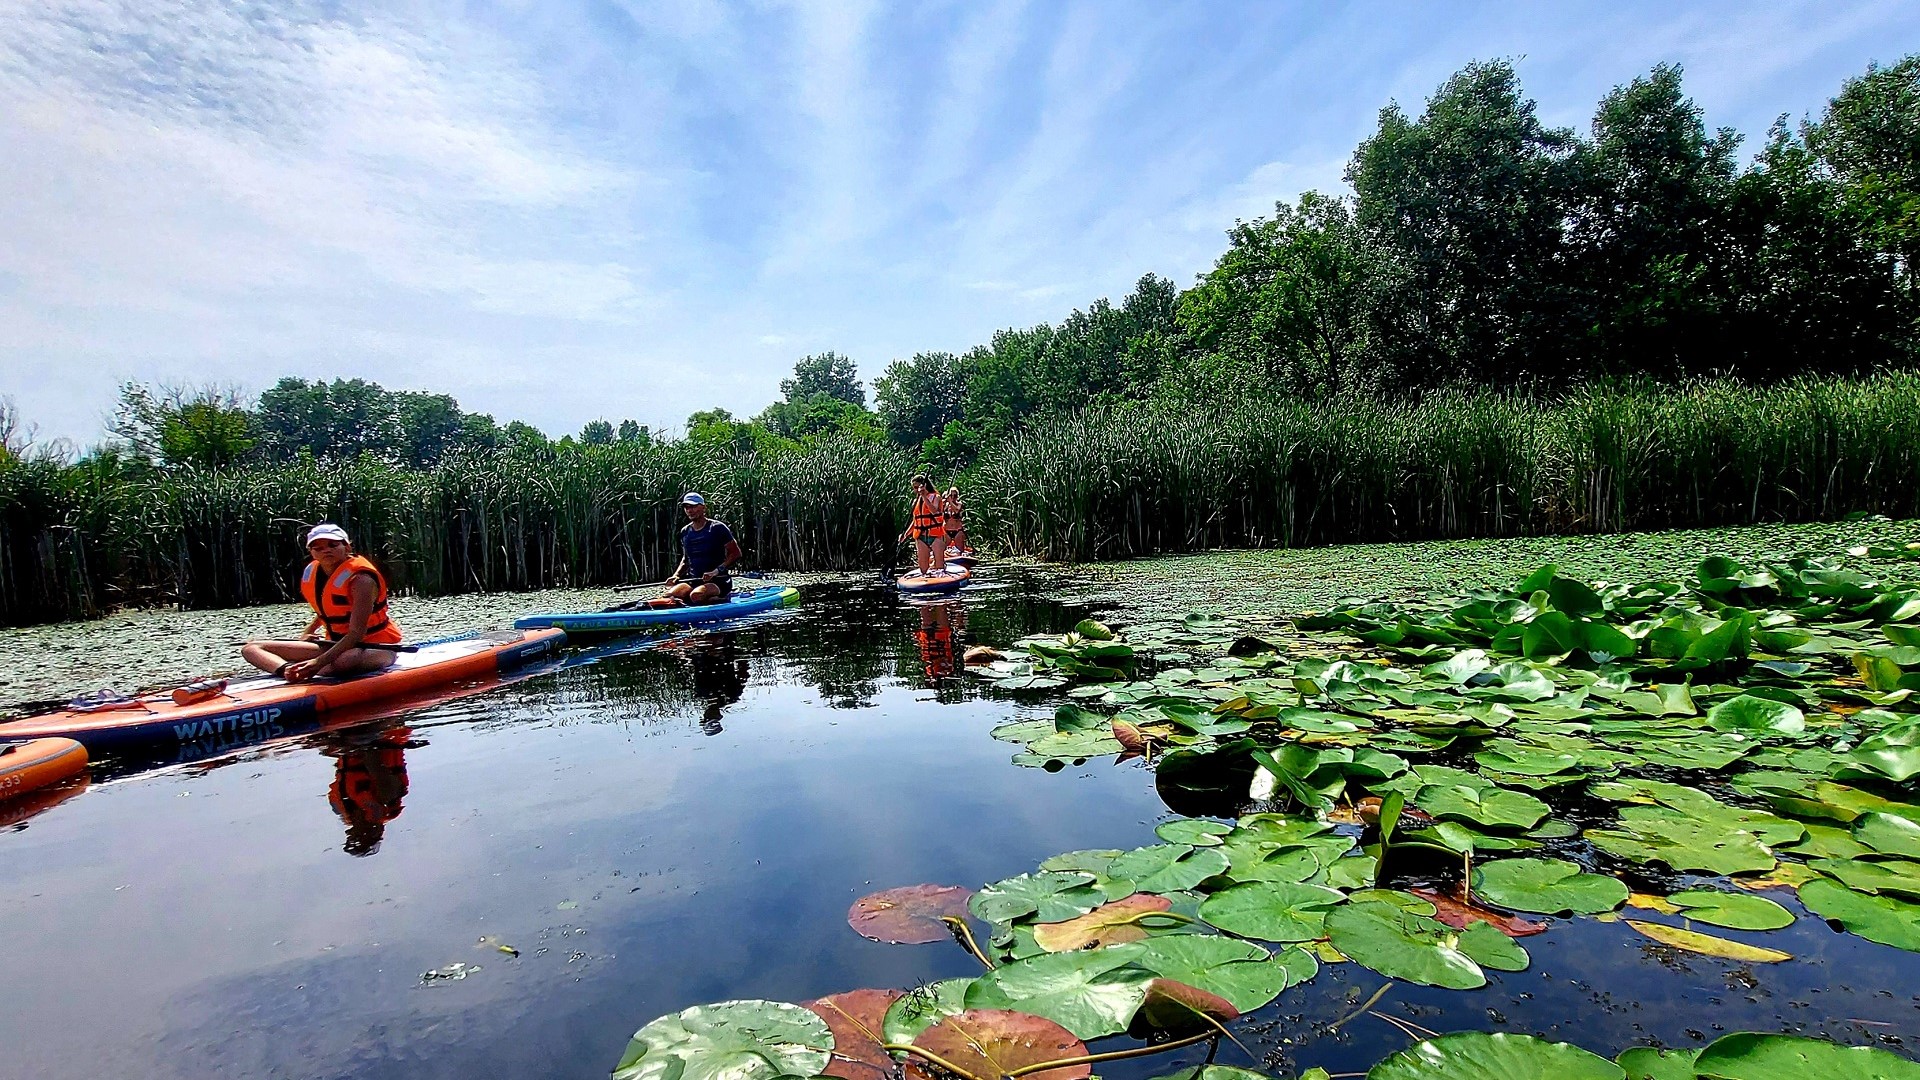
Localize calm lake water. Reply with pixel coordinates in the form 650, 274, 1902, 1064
3, 543, 1918, 1078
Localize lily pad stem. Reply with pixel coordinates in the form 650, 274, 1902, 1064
939, 915, 996, 970
1325, 981, 1395, 1034
883, 1042, 989, 1080
1001, 1030, 1217, 1078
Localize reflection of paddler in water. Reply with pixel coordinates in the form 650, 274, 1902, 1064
242, 523, 405, 682
683, 633, 750, 736
322, 726, 413, 857
916, 600, 967, 680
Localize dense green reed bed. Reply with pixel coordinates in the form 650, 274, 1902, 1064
0, 438, 912, 625
976, 375, 1920, 562
3, 375, 1917, 625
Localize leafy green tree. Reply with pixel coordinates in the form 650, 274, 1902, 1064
1807, 55, 1920, 298
109, 383, 256, 468
1720, 120, 1911, 378
1349, 60, 1581, 385
458, 412, 503, 451
1570, 64, 1741, 376
873, 351, 970, 447
502, 420, 550, 451
580, 419, 616, 445
779, 352, 866, 407
617, 419, 649, 443
963, 326, 1051, 443
1178, 192, 1387, 396
392, 391, 466, 465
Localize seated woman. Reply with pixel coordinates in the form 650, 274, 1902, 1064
648, 493, 743, 608
242, 524, 404, 681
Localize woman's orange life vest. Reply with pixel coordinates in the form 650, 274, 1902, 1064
910, 493, 943, 538
301, 555, 404, 644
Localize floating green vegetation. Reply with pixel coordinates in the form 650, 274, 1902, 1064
609, 541, 1920, 1078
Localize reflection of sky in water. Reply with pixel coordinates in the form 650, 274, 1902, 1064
2, 578, 1918, 1077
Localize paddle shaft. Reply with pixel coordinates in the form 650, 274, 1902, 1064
228, 638, 419, 653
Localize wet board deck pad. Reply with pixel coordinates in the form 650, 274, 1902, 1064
514, 585, 800, 633
897, 567, 972, 594
0, 628, 567, 755
0, 738, 88, 803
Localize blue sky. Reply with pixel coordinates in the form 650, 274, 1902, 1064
3, 0, 1916, 447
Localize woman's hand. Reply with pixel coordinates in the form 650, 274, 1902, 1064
285, 658, 323, 682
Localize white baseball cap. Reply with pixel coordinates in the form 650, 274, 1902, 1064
306, 523, 350, 546
680, 492, 706, 506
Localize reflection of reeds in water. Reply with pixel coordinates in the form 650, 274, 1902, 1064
0, 437, 914, 625
973, 374, 1920, 562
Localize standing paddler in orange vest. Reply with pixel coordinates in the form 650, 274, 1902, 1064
242, 523, 406, 682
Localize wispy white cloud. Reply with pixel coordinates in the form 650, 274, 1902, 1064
2, 0, 1916, 444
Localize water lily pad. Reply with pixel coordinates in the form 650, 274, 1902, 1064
1855, 813, 1920, 859
1324, 898, 1488, 989
1457, 920, 1530, 972
1367, 1031, 1624, 1079
1416, 782, 1550, 831
1198, 882, 1345, 942
1693, 1031, 1920, 1079
1667, 891, 1794, 931
848, 885, 972, 944
612, 1000, 834, 1080
1474, 858, 1628, 915
881, 979, 974, 1045
1588, 809, 1778, 875
803, 990, 903, 1080
1108, 844, 1231, 894
971, 872, 1101, 924
1133, 977, 1240, 1031
910, 1009, 1090, 1080
1615, 1046, 1697, 1080
1624, 920, 1790, 963
1033, 894, 1173, 952
1810, 857, 1920, 900
963, 948, 1154, 1039
1706, 694, 1805, 736
1409, 888, 1547, 937
1039, 850, 1127, 874
1116, 934, 1311, 1012
1155, 818, 1233, 847
1799, 878, 1920, 951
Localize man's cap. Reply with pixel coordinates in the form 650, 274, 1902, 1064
681, 492, 706, 506
306, 523, 350, 546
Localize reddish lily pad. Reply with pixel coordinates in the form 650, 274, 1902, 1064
1135, 978, 1240, 1032
803, 989, 904, 1080
1033, 894, 1173, 952
909, 1008, 1091, 1080
1411, 888, 1547, 938
849, 885, 973, 944
1113, 718, 1150, 753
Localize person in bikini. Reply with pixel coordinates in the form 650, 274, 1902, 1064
899, 474, 948, 576
942, 486, 971, 554
242, 523, 404, 681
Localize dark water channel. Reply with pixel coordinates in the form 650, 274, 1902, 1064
2, 572, 1917, 1078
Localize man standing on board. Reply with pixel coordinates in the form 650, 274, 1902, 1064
648, 493, 742, 608
242, 523, 405, 681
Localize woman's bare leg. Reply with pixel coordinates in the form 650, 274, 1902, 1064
243, 639, 323, 674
